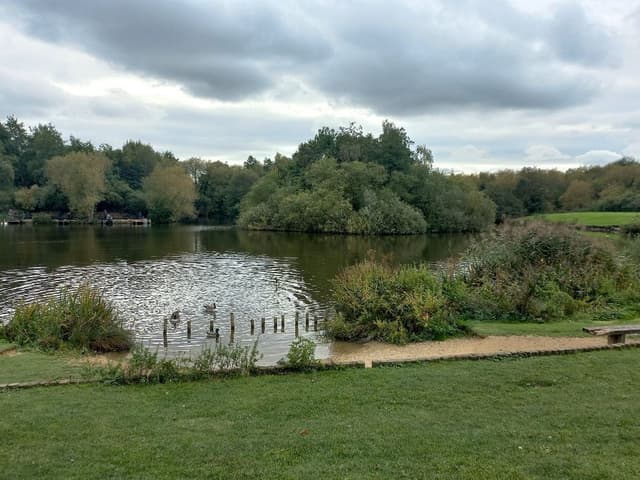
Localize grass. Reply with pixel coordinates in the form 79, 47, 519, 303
536, 211, 640, 227
0, 339, 16, 354
1, 349, 639, 479
468, 316, 640, 337
0, 350, 84, 384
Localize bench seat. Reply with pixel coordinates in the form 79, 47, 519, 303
583, 325, 640, 344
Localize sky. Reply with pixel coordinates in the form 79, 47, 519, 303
0, 0, 639, 172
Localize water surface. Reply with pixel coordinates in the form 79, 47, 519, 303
0, 225, 471, 363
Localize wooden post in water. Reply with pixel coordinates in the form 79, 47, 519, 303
261, 317, 266, 333
295, 322, 299, 338
163, 318, 168, 347
273, 316, 278, 332
230, 312, 235, 332
305, 312, 310, 331
314, 315, 318, 331
295, 311, 299, 328
209, 320, 214, 334
187, 320, 192, 339
250, 318, 255, 335
281, 314, 285, 332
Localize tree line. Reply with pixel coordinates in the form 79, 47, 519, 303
0, 115, 637, 231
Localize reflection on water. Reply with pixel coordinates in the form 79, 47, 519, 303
0, 225, 471, 364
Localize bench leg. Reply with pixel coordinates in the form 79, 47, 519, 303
608, 334, 626, 345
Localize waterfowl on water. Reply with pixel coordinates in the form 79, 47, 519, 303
203, 303, 217, 313
206, 328, 220, 339
169, 310, 180, 327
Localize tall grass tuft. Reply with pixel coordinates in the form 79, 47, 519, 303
5, 283, 132, 352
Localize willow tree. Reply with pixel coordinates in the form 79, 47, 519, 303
45, 152, 110, 220
143, 164, 196, 223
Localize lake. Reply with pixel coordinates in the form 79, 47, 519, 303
0, 225, 471, 364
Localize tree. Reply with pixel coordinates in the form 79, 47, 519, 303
560, 180, 594, 211
13, 185, 41, 212
117, 141, 166, 189
143, 164, 196, 223
374, 120, 414, 172
45, 152, 110, 220
0, 155, 14, 210
25, 123, 66, 186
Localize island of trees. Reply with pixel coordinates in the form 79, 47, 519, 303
0, 115, 638, 233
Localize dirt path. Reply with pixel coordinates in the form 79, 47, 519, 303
329, 335, 640, 366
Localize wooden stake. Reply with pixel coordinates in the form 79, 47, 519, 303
261, 317, 266, 333
230, 312, 235, 331
281, 314, 285, 332
250, 318, 255, 335
187, 320, 192, 339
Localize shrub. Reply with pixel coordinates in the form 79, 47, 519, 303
31, 213, 54, 225
328, 259, 469, 344
5, 284, 132, 352
621, 222, 640, 236
460, 221, 639, 321
281, 338, 318, 370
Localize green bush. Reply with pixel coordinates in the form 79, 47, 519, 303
621, 222, 640, 236
31, 212, 54, 225
461, 221, 639, 321
281, 338, 318, 370
5, 284, 132, 352
328, 260, 469, 344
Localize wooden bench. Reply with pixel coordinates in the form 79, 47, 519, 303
583, 325, 640, 345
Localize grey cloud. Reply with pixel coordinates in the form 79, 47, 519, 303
3, 0, 622, 115
7, 0, 330, 100
548, 3, 618, 67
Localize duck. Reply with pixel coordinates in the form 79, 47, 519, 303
203, 303, 217, 313
206, 328, 220, 339
169, 310, 180, 327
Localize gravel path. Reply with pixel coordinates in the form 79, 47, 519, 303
329, 335, 640, 366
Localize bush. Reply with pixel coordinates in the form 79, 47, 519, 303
5, 284, 132, 352
281, 338, 318, 370
31, 212, 54, 225
328, 259, 469, 344
460, 221, 639, 321
621, 222, 640, 236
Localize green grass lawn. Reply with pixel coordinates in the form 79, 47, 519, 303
468, 316, 640, 337
1, 349, 639, 479
0, 350, 84, 384
536, 211, 640, 227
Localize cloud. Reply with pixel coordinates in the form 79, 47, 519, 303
574, 149, 622, 166
623, 142, 640, 159
6, 0, 330, 101
524, 145, 572, 164
3, 0, 618, 115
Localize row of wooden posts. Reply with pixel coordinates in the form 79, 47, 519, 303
162, 311, 322, 344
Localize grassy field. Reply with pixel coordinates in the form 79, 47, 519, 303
0, 350, 84, 384
1, 349, 639, 479
536, 211, 640, 226
468, 316, 640, 337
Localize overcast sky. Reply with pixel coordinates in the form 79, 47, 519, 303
1, 0, 639, 172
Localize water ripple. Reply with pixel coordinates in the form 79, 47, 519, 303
0, 251, 331, 364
